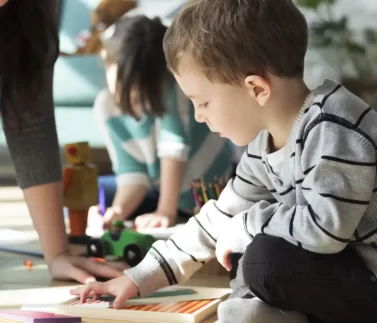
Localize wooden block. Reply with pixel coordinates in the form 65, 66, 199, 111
63, 164, 98, 209
64, 142, 92, 164
70, 299, 110, 308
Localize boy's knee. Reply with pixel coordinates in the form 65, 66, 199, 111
242, 234, 297, 307
243, 234, 283, 268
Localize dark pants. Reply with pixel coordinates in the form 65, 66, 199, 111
242, 234, 377, 323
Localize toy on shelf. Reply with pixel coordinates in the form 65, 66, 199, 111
70, 0, 136, 55
87, 220, 156, 266
63, 142, 98, 241
190, 177, 228, 214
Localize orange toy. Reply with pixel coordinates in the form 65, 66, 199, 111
24, 259, 33, 270
63, 142, 99, 237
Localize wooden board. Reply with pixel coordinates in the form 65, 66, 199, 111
18, 286, 230, 323
24, 299, 221, 323
0, 286, 79, 309
17, 286, 230, 306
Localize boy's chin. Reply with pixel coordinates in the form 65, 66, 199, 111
229, 137, 251, 147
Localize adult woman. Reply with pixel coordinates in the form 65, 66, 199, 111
0, 0, 123, 283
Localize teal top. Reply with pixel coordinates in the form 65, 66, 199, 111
93, 82, 233, 209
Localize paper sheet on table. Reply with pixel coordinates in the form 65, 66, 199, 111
0, 228, 37, 245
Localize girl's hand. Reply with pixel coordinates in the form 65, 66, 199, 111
135, 212, 176, 229
89, 205, 124, 229
69, 275, 138, 309
103, 207, 124, 228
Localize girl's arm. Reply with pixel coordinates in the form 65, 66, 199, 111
135, 84, 190, 228
109, 184, 148, 220
156, 83, 190, 216
156, 158, 186, 218
93, 89, 150, 224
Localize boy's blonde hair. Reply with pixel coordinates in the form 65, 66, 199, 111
163, 0, 308, 83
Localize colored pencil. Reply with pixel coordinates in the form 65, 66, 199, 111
200, 177, 209, 203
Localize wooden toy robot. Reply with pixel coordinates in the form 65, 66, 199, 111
63, 142, 98, 239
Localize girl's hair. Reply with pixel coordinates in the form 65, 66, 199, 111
0, 0, 59, 128
102, 15, 170, 117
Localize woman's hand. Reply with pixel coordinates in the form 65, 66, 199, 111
48, 253, 128, 284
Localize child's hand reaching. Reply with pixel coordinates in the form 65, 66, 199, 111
135, 212, 176, 229
215, 212, 253, 271
69, 275, 138, 309
215, 240, 233, 272
88, 205, 124, 229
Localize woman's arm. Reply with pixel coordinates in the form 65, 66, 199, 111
23, 182, 68, 263
3, 63, 69, 260
1, 1, 124, 283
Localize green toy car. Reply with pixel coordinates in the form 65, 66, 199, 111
87, 220, 156, 266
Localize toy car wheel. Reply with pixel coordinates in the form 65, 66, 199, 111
123, 243, 144, 267
87, 238, 106, 259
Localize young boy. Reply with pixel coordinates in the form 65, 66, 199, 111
71, 0, 377, 322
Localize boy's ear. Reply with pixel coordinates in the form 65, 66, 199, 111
244, 75, 271, 106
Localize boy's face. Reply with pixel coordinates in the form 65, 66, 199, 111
174, 55, 265, 146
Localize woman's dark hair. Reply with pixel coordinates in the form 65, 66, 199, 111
105, 15, 170, 117
0, 0, 59, 128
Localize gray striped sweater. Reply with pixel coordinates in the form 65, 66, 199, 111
125, 79, 377, 297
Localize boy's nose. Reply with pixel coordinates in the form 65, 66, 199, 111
195, 110, 206, 123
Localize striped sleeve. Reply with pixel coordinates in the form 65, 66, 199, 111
123, 152, 274, 296
237, 117, 376, 254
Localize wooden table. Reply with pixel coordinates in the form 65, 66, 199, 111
0, 186, 230, 322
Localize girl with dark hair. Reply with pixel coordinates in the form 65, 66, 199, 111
92, 15, 233, 229
0, 0, 124, 283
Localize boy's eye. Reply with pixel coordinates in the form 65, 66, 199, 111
197, 102, 209, 109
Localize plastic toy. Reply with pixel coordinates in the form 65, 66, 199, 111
87, 220, 156, 266
63, 142, 98, 238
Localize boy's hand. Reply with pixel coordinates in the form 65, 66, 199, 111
216, 212, 253, 271
69, 275, 138, 309
215, 240, 233, 271
135, 212, 176, 229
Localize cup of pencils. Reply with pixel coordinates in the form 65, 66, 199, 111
190, 177, 228, 214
